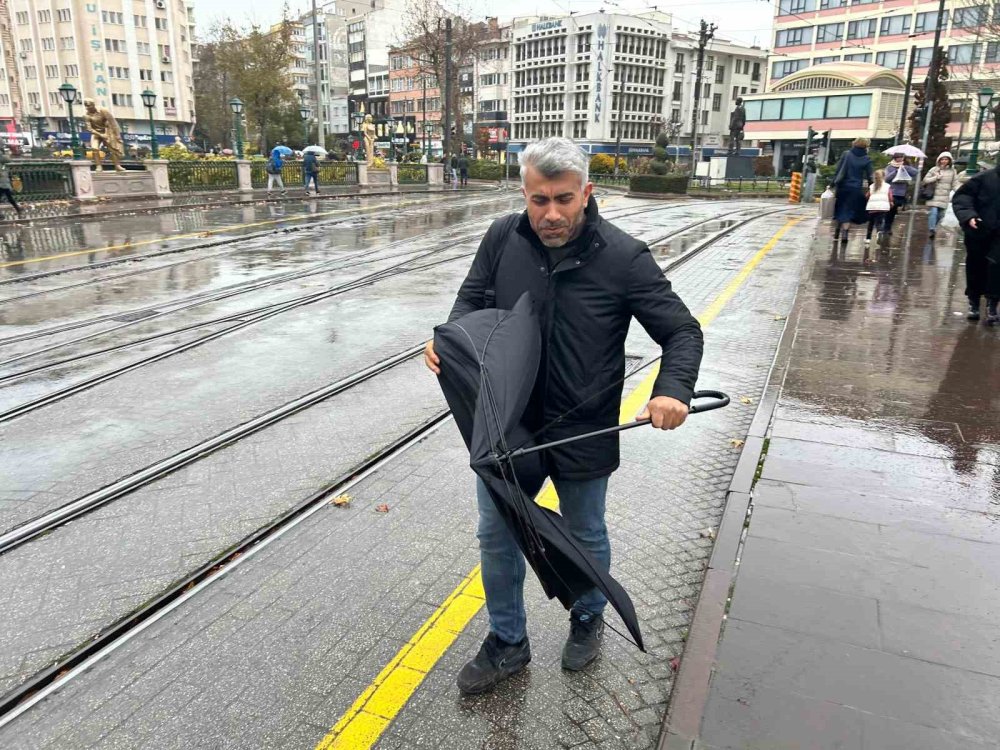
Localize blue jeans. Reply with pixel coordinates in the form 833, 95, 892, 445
928, 206, 941, 232
476, 475, 610, 644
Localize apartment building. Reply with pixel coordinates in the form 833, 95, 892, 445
1, 0, 195, 148
299, 9, 350, 140
346, 0, 403, 127
387, 47, 440, 154
507, 11, 767, 158
473, 18, 511, 155
771, 0, 1000, 146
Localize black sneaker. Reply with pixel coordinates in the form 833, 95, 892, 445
457, 632, 530, 695
968, 300, 982, 321
561, 611, 604, 671
987, 304, 999, 326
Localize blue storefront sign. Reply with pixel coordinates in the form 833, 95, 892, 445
42, 131, 189, 146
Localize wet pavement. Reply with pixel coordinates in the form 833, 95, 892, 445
0, 193, 814, 749
688, 211, 1000, 749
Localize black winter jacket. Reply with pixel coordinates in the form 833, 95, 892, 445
448, 197, 703, 481
953, 166, 1000, 263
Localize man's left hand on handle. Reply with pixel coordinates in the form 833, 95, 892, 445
638, 396, 689, 430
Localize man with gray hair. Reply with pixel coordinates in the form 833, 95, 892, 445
425, 137, 703, 694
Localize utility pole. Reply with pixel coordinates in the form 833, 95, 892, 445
443, 17, 453, 161
690, 20, 716, 174
422, 75, 428, 157
919, 0, 947, 154
312, 0, 325, 148
896, 45, 917, 145
613, 78, 626, 178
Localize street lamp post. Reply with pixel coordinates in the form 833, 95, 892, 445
299, 104, 310, 147
229, 97, 245, 158
386, 116, 396, 161
58, 82, 82, 159
140, 89, 158, 159
396, 120, 406, 163
966, 87, 996, 176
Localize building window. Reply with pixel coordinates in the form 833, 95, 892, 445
914, 11, 949, 34
159, 44, 171, 58
776, 28, 811, 47
847, 19, 876, 39
57, 8, 72, 21
23, 66, 37, 79
480, 73, 500, 86
732, 85, 740, 99
137, 41, 151, 55
876, 50, 904, 69
134, 15, 147, 27
105, 39, 126, 53
771, 59, 807, 79
813, 55, 840, 64
701, 110, 708, 125
109, 66, 130, 79
751, 62, 761, 81
111, 93, 134, 107
101, 10, 124, 24
41, 37, 55, 51
712, 93, 722, 111
64, 64, 79, 77
715, 65, 725, 83
987, 42, 1000, 63
28, 92, 40, 106
38, 9, 51, 22
816, 23, 844, 43
15, 11, 28, 24
948, 43, 982, 65
20, 39, 33, 52
952, 6, 987, 28
913, 47, 935, 67
44, 64, 58, 78
672, 81, 682, 101
778, 0, 814, 13
155, 17, 169, 30
819, 0, 847, 8
844, 52, 873, 62
60, 36, 75, 50
879, 15, 910, 36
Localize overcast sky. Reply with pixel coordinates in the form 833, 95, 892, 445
192, 0, 774, 48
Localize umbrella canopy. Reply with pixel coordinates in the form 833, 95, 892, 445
883, 144, 927, 159
303, 144, 328, 155
272, 145, 293, 157
434, 293, 646, 651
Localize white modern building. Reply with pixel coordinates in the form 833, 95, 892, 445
299, 8, 350, 140
473, 19, 512, 155
507, 11, 768, 159
0, 0, 196, 149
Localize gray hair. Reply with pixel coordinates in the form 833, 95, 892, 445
519, 137, 589, 187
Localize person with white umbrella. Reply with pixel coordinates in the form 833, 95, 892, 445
884, 151, 918, 236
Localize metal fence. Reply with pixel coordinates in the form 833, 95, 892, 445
167, 161, 239, 192
688, 176, 791, 194
397, 164, 427, 184
590, 174, 631, 187
251, 161, 359, 189
8, 161, 74, 201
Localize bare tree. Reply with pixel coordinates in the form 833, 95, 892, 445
398, 0, 494, 155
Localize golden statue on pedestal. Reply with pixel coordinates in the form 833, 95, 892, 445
82, 98, 125, 172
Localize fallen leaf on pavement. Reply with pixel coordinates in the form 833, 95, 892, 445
669, 657, 681, 672
774, 315, 787, 321
739, 397, 754, 405
375, 503, 390, 513
330, 494, 351, 507
729, 438, 745, 449
699, 528, 716, 540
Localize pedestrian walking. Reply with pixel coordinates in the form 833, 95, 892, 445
952, 164, 1000, 324
0, 150, 23, 218
303, 150, 320, 195
922, 151, 958, 238
450, 154, 459, 188
266, 147, 287, 197
424, 136, 704, 694
864, 169, 892, 245
884, 152, 918, 235
832, 137, 874, 243
458, 153, 469, 186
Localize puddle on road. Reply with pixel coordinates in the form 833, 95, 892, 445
650, 218, 743, 262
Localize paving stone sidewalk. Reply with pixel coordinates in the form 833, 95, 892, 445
689, 216, 1000, 749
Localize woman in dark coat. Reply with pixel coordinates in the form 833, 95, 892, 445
832, 137, 874, 242
952, 164, 1000, 324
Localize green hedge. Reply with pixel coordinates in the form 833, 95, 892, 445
468, 159, 503, 180
629, 174, 689, 194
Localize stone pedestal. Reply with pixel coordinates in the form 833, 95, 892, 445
91, 170, 157, 198
709, 155, 755, 180
235, 159, 253, 193
388, 163, 398, 186
70, 161, 96, 201
427, 163, 443, 185
143, 159, 171, 197
356, 162, 369, 186
367, 169, 391, 186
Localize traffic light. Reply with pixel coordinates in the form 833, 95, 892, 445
807, 126, 815, 145
912, 104, 927, 130
450, 125, 456, 136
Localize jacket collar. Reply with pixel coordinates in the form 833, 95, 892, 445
516, 195, 604, 258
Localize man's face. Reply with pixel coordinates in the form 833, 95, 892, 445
521, 166, 593, 248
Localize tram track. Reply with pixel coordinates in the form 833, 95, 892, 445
0, 203, 781, 415
0, 197, 758, 351
0, 190, 513, 295
0, 202, 804, 723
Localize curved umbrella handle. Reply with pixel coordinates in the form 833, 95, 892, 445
503, 390, 732, 460
688, 390, 731, 414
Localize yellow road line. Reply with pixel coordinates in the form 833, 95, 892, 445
0, 196, 442, 270
315, 216, 802, 749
